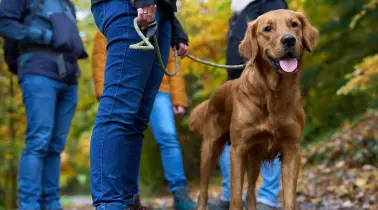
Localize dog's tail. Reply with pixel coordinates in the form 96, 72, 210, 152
189, 100, 209, 135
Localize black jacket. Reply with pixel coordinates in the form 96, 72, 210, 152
91, 0, 176, 12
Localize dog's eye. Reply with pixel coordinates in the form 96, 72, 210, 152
264, 26, 272, 32
291, 22, 298, 28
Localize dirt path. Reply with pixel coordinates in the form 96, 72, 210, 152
62, 188, 357, 210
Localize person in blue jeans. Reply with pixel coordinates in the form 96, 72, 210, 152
92, 30, 195, 210
0, 0, 87, 209
90, 0, 190, 209
213, 146, 281, 210
210, 0, 287, 209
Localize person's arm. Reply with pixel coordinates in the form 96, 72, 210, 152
92, 31, 107, 100
168, 49, 188, 111
132, 0, 155, 8
0, 0, 52, 45
171, 15, 189, 58
171, 16, 188, 47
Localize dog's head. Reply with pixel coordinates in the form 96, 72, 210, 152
239, 10, 318, 73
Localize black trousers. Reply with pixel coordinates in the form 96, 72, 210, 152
226, 0, 287, 80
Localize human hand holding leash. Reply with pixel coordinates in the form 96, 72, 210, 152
137, 4, 156, 27
174, 43, 189, 58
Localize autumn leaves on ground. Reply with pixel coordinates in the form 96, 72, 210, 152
62, 110, 378, 210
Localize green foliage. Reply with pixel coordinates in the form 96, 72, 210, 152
296, 0, 378, 140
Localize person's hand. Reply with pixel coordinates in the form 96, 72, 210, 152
137, 5, 156, 27
174, 43, 189, 58
173, 106, 186, 116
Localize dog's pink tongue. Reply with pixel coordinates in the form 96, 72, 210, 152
279, 58, 298, 72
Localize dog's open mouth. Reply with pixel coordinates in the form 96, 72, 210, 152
268, 55, 298, 73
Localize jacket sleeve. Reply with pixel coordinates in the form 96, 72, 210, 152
0, 0, 52, 45
168, 49, 188, 107
92, 31, 107, 98
132, 0, 155, 8
171, 15, 189, 47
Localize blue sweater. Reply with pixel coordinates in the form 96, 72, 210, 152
0, 0, 81, 84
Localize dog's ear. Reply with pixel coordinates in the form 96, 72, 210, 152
296, 12, 318, 52
239, 20, 258, 62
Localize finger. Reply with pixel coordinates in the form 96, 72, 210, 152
182, 45, 189, 57
145, 7, 152, 23
181, 43, 188, 50
179, 46, 186, 58
177, 44, 184, 56
142, 10, 148, 23
147, 14, 153, 24
137, 8, 143, 23
137, 12, 147, 26
147, 6, 155, 23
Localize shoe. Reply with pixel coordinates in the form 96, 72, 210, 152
208, 198, 230, 210
173, 187, 196, 210
208, 198, 248, 210
256, 202, 280, 210
127, 195, 148, 210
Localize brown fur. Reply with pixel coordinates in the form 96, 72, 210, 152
189, 10, 318, 210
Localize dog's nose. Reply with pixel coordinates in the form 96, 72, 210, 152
281, 34, 296, 48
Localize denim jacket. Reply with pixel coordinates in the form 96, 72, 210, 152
0, 0, 82, 84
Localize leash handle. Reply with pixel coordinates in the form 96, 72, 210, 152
129, 18, 155, 51
130, 17, 179, 76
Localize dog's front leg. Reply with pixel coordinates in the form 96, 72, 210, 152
230, 144, 246, 210
281, 143, 300, 210
246, 154, 261, 210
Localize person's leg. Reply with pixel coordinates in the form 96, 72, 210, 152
149, 92, 187, 192
149, 92, 195, 210
18, 74, 58, 210
257, 157, 281, 209
90, 1, 166, 209
218, 145, 231, 202
42, 84, 78, 210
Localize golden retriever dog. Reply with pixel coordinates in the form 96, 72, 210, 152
189, 10, 318, 210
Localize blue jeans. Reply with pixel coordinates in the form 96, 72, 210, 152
150, 92, 187, 193
90, 1, 171, 209
219, 145, 281, 208
18, 74, 78, 210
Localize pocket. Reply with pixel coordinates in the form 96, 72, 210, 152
57, 54, 79, 82
20, 74, 46, 94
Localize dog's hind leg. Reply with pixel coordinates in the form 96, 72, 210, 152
197, 134, 226, 210
246, 154, 261, 210
281, 143, 300, 210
